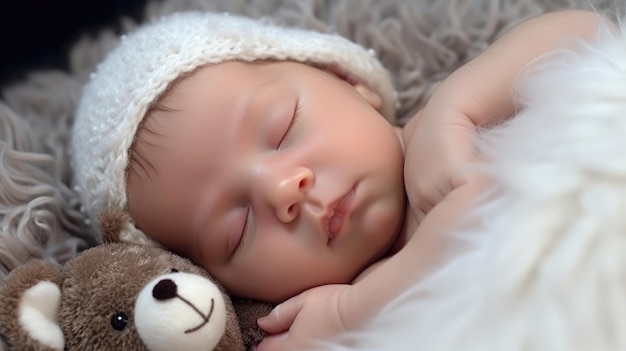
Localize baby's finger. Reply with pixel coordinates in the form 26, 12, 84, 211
257, 295, 304, 333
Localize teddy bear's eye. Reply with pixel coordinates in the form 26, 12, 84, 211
111, 312, 129, 331
170, 268, 179, 273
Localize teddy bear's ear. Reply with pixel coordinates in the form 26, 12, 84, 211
99, 208, 129, 244
99, 208, 162, 247
0, 260, 64, 351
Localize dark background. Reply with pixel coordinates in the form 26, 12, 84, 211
0, 0, 149, 90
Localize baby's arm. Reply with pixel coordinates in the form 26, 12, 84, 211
257, 10, 609, 350
404, 9, 607, 220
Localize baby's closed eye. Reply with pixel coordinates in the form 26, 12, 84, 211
227, 207, 250, 257
276, 99, 302, 150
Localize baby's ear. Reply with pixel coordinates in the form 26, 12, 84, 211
327, 65, 382, 111
354, 82, 382, 111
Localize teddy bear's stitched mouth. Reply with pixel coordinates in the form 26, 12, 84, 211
152, 278, 216, 333
184, 298, 215, 333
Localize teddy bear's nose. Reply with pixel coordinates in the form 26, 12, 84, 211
153, 278, 178, 300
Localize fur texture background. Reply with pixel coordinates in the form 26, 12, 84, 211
0, 0, 622, 349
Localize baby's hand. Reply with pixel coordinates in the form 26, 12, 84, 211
403, 105, 478, 221
256, 284, 355, 351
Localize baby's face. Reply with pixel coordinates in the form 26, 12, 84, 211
127, 61, 405, 302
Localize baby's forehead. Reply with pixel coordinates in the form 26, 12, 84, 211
149, 61, 274, 116
154, 61, 256, 105
147, 60, 354, 134
159, 59, 338, 98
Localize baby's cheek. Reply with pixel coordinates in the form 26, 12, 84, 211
364, 199, 402, 237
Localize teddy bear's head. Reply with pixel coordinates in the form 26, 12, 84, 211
0, 242, 272, 351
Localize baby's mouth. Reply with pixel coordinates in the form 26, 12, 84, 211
325, 187, 356, 243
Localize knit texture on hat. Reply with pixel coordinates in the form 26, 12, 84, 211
70, 10, 397, 246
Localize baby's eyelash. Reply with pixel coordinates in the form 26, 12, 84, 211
233, 208, 250, 255
294, 101, 303, 120
277, 100, 302, 150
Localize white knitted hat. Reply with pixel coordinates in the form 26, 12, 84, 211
71, 11, 397, 246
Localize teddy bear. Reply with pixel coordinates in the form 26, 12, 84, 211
0, 241, 274, 351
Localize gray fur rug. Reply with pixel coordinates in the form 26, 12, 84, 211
0, 0, 617, 292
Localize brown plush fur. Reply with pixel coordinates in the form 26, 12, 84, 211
0, 243, 272, 350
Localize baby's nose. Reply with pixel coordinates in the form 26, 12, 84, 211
264, 167, 313, 223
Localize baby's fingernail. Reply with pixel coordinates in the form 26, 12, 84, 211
271, 304, 280, 317
257, 305, 280, 325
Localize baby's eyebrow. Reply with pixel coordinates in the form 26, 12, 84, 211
235, 76, 284, 126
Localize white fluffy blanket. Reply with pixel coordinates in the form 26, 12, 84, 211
1, 0, 625, 350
